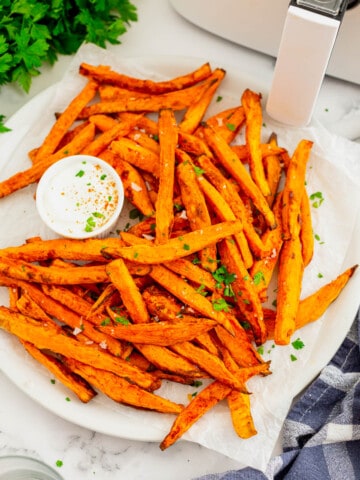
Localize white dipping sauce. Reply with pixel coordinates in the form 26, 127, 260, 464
36, 155, 124, 238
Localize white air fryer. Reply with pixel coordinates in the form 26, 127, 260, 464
170, 0, 359, 126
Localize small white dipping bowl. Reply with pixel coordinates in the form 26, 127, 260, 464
36, 155, 124, 239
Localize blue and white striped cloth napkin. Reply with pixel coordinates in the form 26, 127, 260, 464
195, 308, 360, 480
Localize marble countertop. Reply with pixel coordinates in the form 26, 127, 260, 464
1, 1, 360, 479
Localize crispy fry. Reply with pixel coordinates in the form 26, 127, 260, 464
117, 221, 243, 264
0, 306, 159, 390
196, 174, 253, 269
199, 106, 246, 143
155, 108, 178, 244
136, 344, 204, 378
34, 80, 98, 161
78, 81, 211, 118
160, 380, 231, 450
99, 318, 216, 346
202, 124, 276, 229
300, 189, 314, 267
218, 238, 266, 345
249, 192, 284, 302
263, 133, 283, 207
171, 341, 247, 391
195, 154, 267, 259
282, 139, 313, 240
23, 342, 96, 403
64, 358, 183, 414
227, 391, 257, 439
100, 150, 155, 217
106, 258, 151, 324
82, 117, 141, 156
0, 122, 96, 198
79, 62, 212, 93
0, 257, 109, 285
274, 235, 304, 345
176, 151, 217, 270
0, 236, 125, 262
110, 137, 160, 176
149, 265, 235, 335
241, 89, 271, 197
179, 68, 225, 133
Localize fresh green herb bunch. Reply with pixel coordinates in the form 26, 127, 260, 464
0, 0, 138, 93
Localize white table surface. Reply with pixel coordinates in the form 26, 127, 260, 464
1, 1, 360, 479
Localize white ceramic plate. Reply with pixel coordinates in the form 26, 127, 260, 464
0, 52, 359, 464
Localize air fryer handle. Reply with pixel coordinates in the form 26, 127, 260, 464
266, 0, 349, 127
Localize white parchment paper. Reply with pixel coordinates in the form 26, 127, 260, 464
0, 44, 359, 471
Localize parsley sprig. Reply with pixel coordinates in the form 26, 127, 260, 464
0, 0, 138, 93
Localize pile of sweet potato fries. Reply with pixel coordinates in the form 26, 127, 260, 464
0, 61, 357, 449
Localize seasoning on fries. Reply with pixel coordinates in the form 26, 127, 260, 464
0, 59, 357, 451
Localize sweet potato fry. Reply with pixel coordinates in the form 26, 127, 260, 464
263, 266, 358, 340
82, 117, 141, 156
23, 283, 124, 357
106, 258, 151, 324
0, 236, 125, 263
88, 114, 119, 131
117, 221, 243, 264
160, 380, 231, 450
249, 192, 284, 302
155, 108, 178, 244
227, 391, 257, 439
202, 124, 276, 229
263, 133, 283, 207
34, 80, 98, 161
0, 306, 159, 390
300, 189, 314, 267
176, 151, 217, 270
171, 341, 247, 391
110, 137, 160, 176
179, 68, 225, 134
98, 318, 216, 346
199, 105, 246, 143
79, 62, 212, 94
218, 238, 266, 345
0, 122, 96, 198
195, 154, 267, 259
0, 257, 109, 285
196, 174, 253, 269
241, 89, 271, 197
164, 258, 216, 291
22, 342, 96, 403
78, 81, 211, 118
64, 358, 183, 414
136, 344, 204, 378
282, 139, 313, 240
100, 150, 155, 217
274, 235, 304, 345
149, 265, 235, 335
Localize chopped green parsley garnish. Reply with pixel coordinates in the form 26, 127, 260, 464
55, 460, 63, 468
193, 165, 205, 176
290, 354, 297, 362
183, 243, 191, 250
212, 297, 231, 312
253, 271, 265, 286
257, 345, 264, 355
216, 96, 223, 102
291, 338, 305, 350
310, 191, 324, 208
75, 170, 85, 177
115, 316, 130, 325
226, 123, 235, 131
100, 174, 107, 180
100, 317, 111, 326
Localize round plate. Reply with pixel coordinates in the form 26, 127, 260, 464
0, 49, 359, 467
